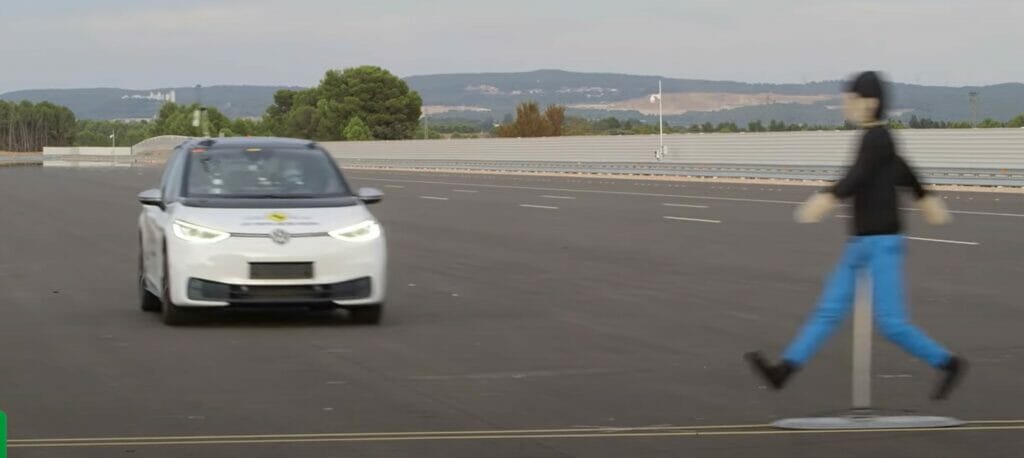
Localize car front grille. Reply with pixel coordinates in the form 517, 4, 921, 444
187, 277, 371, 304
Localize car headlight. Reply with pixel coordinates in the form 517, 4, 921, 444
172, 220, 230, 243
328, 220, 381, 242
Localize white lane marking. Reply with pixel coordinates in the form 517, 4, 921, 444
663, 216, 721, 224
835, 215, 854, 218
903, 208, 1024, 218
419, 196, 449, 201
353, 177, 1024, 218
540, 195, 576, 200
906, 236, 979, 246
520, 204, 559, 210
662, 203, 709, 209
384, 185, 405, 188
452, 189, 478, 193
351, 177, 802, 204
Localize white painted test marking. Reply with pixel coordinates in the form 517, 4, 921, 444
662, 203, 709, 209
353, 177, 813, 205
519, 204, 559, 210
663, 216, 722, 224
540, 195, 577, 200
351, 177, 1024, 218
452, 189, 478, 193
383, 185, 405, 188
419, 196, 449, 201
906, 236, 979, 246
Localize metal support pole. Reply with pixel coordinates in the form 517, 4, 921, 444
851, 275, 872, 409
772, 269, 963, 430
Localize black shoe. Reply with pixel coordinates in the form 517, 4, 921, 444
932, 356, 967, 400
745, 351, 796, 390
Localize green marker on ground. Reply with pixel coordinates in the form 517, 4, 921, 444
0, 410, 6, 458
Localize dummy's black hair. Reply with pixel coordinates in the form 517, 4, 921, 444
845, 71, 887, 120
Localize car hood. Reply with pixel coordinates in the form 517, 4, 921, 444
168, 203, 376, 235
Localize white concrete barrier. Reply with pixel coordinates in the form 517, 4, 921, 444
43, 146, 132, 156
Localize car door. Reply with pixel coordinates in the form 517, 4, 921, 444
141, 148, 183, 289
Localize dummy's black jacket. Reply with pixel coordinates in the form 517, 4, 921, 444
829, 126, 928, 236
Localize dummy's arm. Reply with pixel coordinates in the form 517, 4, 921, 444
897, 155, 952, 225
794, 192, 838, 223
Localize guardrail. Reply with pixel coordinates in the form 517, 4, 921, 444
334, 159, 1024, 186
323, 129, 1024, 186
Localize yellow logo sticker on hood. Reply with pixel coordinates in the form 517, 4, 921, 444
267, 212, 288, 222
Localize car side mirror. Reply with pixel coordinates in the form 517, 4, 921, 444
138, 188, 163, 208
357, 187, 383, 205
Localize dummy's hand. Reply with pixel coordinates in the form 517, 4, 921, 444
918, 194, 953, 225
795, 192, 838, 223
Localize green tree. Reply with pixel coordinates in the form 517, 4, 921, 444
0, 100, 76, 151
495, 101, 565, 137
342, 116, 373, 140
150, 102, 231, 137
544, 105, 566, 136
230, 118, 272, 137
262, 66, 421, 140
594, 117, 622, 132
978, 118, 1005, 128
1008, 113, 1024, 128
563, 116, 594, 136
908, 115, 920, 128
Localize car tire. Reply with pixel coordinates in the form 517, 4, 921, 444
139, 249, 161, 312
160, 256, 190, 326
348, 304, 383, 325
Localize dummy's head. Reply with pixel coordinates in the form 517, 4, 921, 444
843, 71, 887, 126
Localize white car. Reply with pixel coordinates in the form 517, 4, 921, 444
137, 137, 386, 325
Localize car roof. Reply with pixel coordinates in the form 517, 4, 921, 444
180, 137, 317, 149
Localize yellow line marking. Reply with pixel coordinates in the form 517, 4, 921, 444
9, 423, 1024, 448
8, 423, 770, 443
10, 425, 1024, 448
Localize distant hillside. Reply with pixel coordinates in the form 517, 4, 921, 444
406, 70, 1024, 125
2, 70, 1022, 125
0, 85, 295, 120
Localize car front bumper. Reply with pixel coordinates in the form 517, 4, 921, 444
166, 232, 386, 307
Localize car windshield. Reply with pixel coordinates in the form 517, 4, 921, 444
183, 146, 351, 198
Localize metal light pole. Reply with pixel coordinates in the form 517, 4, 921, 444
110, 131, 116, 154
968, 91, 979, 127
658, 80, 664, 160
650, 80, 664, 160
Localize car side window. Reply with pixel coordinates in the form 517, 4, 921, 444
161, 148, 186, 204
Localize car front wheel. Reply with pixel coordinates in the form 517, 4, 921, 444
139, 245, 161, 312
160, 255, 190, 326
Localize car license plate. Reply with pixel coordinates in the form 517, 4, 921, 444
249, 262, 313, 280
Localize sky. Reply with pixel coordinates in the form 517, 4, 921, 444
2, 0, 1023, 93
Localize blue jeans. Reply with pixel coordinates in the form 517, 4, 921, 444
782, 235, 951, 368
